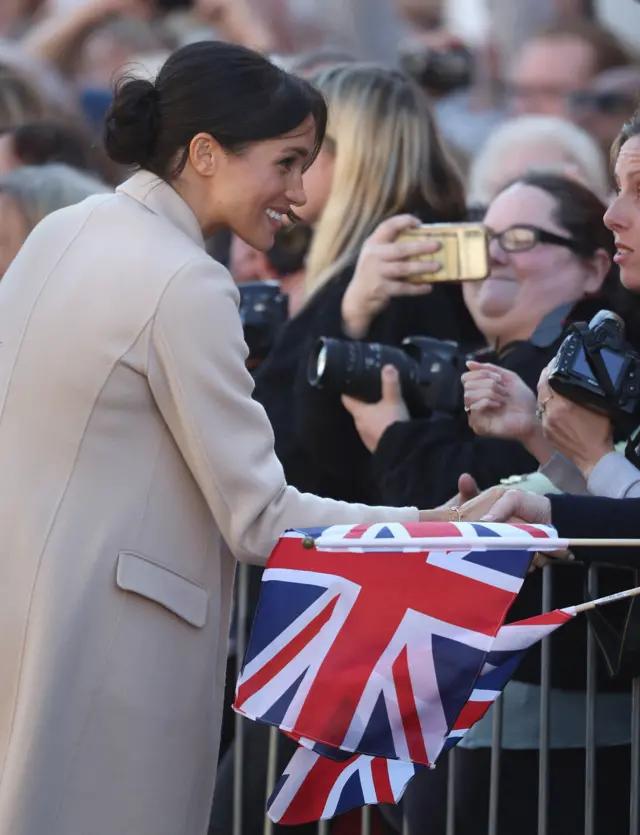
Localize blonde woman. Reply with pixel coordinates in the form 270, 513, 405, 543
253, 63, 481, 507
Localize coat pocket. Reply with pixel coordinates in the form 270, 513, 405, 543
116, 551, 209, 628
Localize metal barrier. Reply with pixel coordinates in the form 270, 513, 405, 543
224, 562, 640, 835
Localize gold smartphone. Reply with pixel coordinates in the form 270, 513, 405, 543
397, 223, 490, 283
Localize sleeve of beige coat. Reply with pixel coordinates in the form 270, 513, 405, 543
147, 258, 419, 565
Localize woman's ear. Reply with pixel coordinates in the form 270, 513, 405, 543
583, 247, 612, 295
188, 133, 220, 178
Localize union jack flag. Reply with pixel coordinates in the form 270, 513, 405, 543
234, 521, 555, 765
267, 609, 575, 825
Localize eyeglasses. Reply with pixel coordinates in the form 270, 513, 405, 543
489, 224, 590, 256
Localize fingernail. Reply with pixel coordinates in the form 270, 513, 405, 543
382, 365, 395, 377
481, 515, 494, 521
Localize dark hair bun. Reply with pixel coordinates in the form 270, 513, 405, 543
104, 77, 160, 167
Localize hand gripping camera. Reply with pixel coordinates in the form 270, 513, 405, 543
547, 310, 640, 431
307, 335, 466, 414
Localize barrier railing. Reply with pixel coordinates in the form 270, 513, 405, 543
220, 561, 640, 835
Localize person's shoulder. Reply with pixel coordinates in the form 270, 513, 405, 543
156, 252, 239, 315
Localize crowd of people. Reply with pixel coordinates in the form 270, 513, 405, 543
0, 1, 640, 835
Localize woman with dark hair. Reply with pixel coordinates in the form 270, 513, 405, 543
0, 42, 443, 835
344, 173, 623, 509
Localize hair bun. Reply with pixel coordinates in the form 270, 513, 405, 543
104, 77, 160, 167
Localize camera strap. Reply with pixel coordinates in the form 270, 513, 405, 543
624, 425, 640, 469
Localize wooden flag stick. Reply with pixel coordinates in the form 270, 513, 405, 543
569, 585, 640, 614
310, 536, 640, 552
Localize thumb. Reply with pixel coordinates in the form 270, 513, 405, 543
457, 473, 479, 502
381, 365, 402, 402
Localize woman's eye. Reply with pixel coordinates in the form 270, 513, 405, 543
278, 157, 295, 171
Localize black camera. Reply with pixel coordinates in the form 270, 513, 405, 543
548, 311, 640, 430
307, 335, 465, 414
398, 45, 473, 95
238, 281, 288, 363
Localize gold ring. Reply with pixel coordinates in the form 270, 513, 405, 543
536, 396, 553, 419
449, 506, 462, 523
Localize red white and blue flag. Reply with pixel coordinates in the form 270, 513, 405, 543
267, 610, 575, 825
233, 521, 566, 824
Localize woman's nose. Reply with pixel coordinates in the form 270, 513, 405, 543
603, 195, 629, 232
488, 235, 508, 265
287, 184, 307, 208
286, 169, 307, 208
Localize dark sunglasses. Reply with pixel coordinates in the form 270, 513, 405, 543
489, 224, 591, 256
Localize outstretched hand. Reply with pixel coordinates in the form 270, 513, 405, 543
476, 488, 552, 525
460, 488, 571, 570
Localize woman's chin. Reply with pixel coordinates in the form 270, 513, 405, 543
620, 266, 640, 293
234, 225, 275, 253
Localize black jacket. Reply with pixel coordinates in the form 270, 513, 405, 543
369, 299, 634, 692
372, 337, 557, 509
253, 263, 481, 502
542, 493, 640, 685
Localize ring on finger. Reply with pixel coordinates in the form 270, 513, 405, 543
535, 395, 553, 419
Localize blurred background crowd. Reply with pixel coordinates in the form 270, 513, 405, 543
2, 0, 640, 834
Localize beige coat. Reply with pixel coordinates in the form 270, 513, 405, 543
0, 171, 418, 835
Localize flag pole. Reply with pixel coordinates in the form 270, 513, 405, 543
568, 585, 640, 614
305, 536, 640, 552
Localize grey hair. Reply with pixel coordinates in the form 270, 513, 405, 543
0, 163, 111, 231
468, 115, 610, 206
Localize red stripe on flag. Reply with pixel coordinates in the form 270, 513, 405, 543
370, 756, 395, 804
509, 610, 574, 628
513, 524, 552, 539
392, 646, 430, 766
452, 698, 493, 730
402, 522, 463, 539
344, 525, 370, 539
235, 595, 339, 709
278, 753, 357, 825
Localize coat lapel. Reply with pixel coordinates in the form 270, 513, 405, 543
117, 170, 205, 249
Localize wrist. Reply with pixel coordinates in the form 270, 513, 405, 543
576, 445, 615, 481
341, 296, 372, 340
522, 425, 555, 466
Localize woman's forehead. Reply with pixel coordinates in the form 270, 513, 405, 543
486, 183, 555, 221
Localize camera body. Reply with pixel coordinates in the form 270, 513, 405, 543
307, 335, 465, 414
238, 281, 289, 363
548, 310, 640, 430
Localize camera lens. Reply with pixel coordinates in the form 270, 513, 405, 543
314, 344, 328, 382
308, 337, 418, 402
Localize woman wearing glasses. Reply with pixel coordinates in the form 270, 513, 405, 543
343, 173, 635, 835
342, 173, 623, 510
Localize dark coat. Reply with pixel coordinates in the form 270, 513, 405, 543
368, 298, 634, 693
